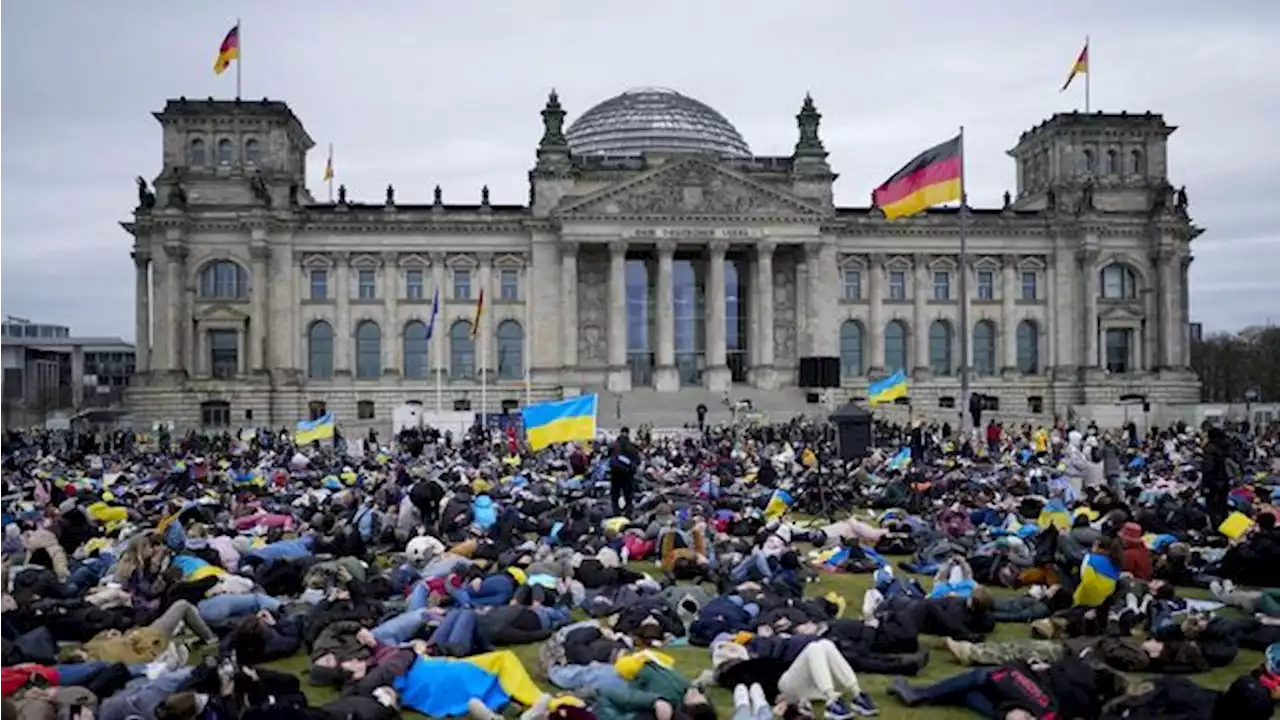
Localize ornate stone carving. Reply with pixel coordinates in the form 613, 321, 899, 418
708, 239, 730, 256
250, 171, 272, 208
608, 240, 628, 256
772, 257, 798, 363
757, 239, 776, 257
131, 249, 151, 267
163, 244, 188, 262
560, 241, 579, 260
577, 250, 609, 365
655, 239, 678, 255
250, 245, 272, 262
607, 162, 794, 216
1002, 253, 1018, 267
136, 177, 156, 209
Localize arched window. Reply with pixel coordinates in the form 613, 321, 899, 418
973, 320, 997, 376
928, 320, 952, 376
307, 321, 334, 380
1130, 149, 1144, 176
244, 138, 262, 165
355, 320, 381, 379
216, 138, 235, 165
1100, 264, 1138, 299
839, 320, 864, 378
1106, 149, 1118, 175
1082, 149, 1095, 174
884, 320, 908, 373
496, 320, 524, 380
450, 321, 475, 378
188, 138, 207, 167
403, 321, 429, 380
198, 260, 247, 299
1017, 320, 1040, 374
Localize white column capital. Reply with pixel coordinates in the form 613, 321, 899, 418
656, 239, 678, 256
608, 239, 628, 257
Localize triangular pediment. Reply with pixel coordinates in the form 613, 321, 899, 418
556, 158, 827, 219
195, 304, 250, 322
1098, 302, 1144, 321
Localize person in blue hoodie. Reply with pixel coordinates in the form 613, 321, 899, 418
471, 494, 498, 532
451, 567, 524, 607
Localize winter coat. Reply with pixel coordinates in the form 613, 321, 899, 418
592, 663, 690, 720
81, 627, 167, 664
22, 531, 68, 581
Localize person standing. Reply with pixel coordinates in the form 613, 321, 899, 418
610, 427, 640, 516
1201, 427, 1232, 529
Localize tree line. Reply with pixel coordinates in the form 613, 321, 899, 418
1191, 324, 1280, 402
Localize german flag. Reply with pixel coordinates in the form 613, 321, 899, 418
214, 25, 240, 75
470, 288, 485, 340
1061, 41, 1089, 92
872, 135, 962, 220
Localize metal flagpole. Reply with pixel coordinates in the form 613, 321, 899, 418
481, 307, 489, 422
235, 18, 242, 99
327, 143, 334, 203
957, 126, 971, 437
1084, 35, 1091, 113
523, 286, 532, 407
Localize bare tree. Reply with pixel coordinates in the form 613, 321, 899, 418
1192, 325, 1280, 402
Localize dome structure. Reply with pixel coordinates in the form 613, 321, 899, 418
565, 87, 751, 158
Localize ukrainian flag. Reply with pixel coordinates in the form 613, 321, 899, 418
522, 394, 598, 451
295, 411, 336, 445
886, 446, 911, 470
1072, 552, 1120, 607
1037, 498, 1071, 531
764, 488, 794, 521
868, 369, 908, 405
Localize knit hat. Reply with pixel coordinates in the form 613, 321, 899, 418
1119, 522, 1144, 543
506, 567, 527, 585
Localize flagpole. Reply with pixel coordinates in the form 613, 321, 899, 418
1084, 35, 1091, 113
433, 289, 442, 413
235, 18, 242, 99
957, 126, 971, 437
327, 143, 334, 203
481, 306, 489, 423
523, 286, 532, 407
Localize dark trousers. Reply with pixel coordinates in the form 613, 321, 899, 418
913, 668, 996, 717
610, 475, 635, 515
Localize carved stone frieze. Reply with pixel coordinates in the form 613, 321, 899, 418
772, 256, 798, 363
577, 250, 609, 365
580, 161, 807, 217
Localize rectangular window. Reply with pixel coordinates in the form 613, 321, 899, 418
201, 402, 231, 428
357, 400, 375, 420
499, 268, 519, 301
842, 269, 862, 301
309, 270, 328, 300
209, 329, 238, 379
888, 270, 906, 300
933, 271, 951, 301
1021, 271, 1038, 300
357, 269, 377, 299
405, 269, 425, 300
977, 271, 995, 300
1105, 328, 1132, 374
453, 269, 472, 300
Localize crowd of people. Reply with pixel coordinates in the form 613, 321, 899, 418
2, 414, 1279, 720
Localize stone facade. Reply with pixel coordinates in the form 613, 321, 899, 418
124, 96, 1200, 432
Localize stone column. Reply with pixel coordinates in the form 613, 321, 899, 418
560, 243, 579, 373
807, 242, 837, 357
1000, 254, 1018, 374
237, 327, 248, 375
912, 253, 929, 379
1179, 255, 1193, 368
1158, 250, 1182, 371
1052, 245, 1077, 376
250, 244, 270, 373
430, 252, 446, 381
752, 240, 776, 389
334, 252, 352, 376
1079, 249, 1100, 370
382, 251, 399, 376
654, 240, 678, 392
184, 281, 196, 378
606, 240, 631, 392
476, 253, 493, 380
867, 254, 885, 373
270, 245, 295, 376
1045, 256, 1058, 371
705, 240, 730, 392
163, 243, 186, 375
132, 250, 151, 375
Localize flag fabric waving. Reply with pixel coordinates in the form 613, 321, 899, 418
1061, 41, 1089, 91
295, 411, 335, 445
868, 369, 909, 405
213, 25, 240, 75
322, 144, 335, 181
470, 289, 485, 340
425, 287, 440, 340
872, 135, 963, 220
521, 394, 598, 451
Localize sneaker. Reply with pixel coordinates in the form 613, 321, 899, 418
850, 693, 879, 716
824, 698, 854, 720
519, 694, 552, 720
1028, 584, 1046, 599
1222, 579, 1236, 595
734, 684, 751, 710
1125, 593, 1140, 613
944, 637, 974, 665
467, 699, 500, 720
886, 677, 922, 707
1209, 579, 1223, 598
861, 589, 884, 620
749, 683, 769, 715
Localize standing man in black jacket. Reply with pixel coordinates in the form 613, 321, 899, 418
610, 427, 640, 516
1201, 427, 1232, 528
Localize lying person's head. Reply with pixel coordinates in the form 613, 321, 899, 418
966, 586, 993, 616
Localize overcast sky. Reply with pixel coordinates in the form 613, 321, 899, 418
3, 1, 1277, 339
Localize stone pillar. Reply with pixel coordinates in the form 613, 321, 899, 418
912, 253, 930, 379
867, 254, 885, 373
334, 252, 352, 376
1052, 245, 1076, 376
430, 253, 446, 382
270, 244, 295, 375
606, 240, 631, 392
752, 240, 776, 389
382, 251, 399, 376
654, 240, 678, 392
1000, 254, 1018, 374
1179, 255, 1193, 368
705, 240, 730, 392
559, 243, 579, 373
71, 346, 85, 408
807, 242, 837, 357
1158, 250, 1182, 371
476, 253, 493, 379
250, 244, 270, 373
237, 327, 248, 375
183, 281, 196, 378
132, 250, 151, 375
1080, 249, 1100, 370
163, 243, 186, 375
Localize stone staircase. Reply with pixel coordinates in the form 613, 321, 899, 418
590, 386, 829, 429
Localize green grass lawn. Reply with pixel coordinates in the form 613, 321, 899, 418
261, 562, 1265, 719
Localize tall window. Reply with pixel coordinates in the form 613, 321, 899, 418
453, 269, 472, 300
201, 401, 231, 428
496, 320, 524, 380
839, 320, 864, 378
403, 321, 429, 380
1130, 149, 1144, 175
842, 269, 862, 301
1082, 148, 1095, 174
673, 259, 705, 386
888, 270, 907, 300
188, 138, 207, 167
209, 329, 238, 379
885, 320, 908, 373
355, 320, 381, 379
973, 320, 997, 376
976, 271, 995, 300
199, 261, 247, 299
450, 321, 475, 378
357, 270, 377, 299
929, 320, 952, 376
1017, 320, 1040, 374
626, 259, 654, 387
405, 269, 425, 300
216, 138, 235, 165
1105, 328, 1133, 373
932, 271, 951, 301
1101, 264, 1137, 299
1106, 149, 1118, 175
499, 269, 519, 301
244, 138, 262, 165
1021, 271, 1038, 301
726, 258, 749, 384
307, 321, 333, 379
309, 269, 328, 300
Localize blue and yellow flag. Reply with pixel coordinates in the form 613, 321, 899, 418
522, 394, 597, 451
886, 446, 911, 471
869, 369, 908, 405
295, 411, 336, 445
1072, 552, 1119, 607
1037, 498, 1071, 531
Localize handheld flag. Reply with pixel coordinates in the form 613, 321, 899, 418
872, 135, 963, 220
521, 394, 597, 451
470, 288, 485, 340
1072, 552, 1119, 607
322, 144, 335, 181
425, 287, 440, 340
868, 369, 909, 405
295, 411, 335, 445
213, 25, 240, 75
1061, 41, 1089, 92
886, 446, 912, 471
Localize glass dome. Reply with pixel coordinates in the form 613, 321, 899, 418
566, 87, 751, 158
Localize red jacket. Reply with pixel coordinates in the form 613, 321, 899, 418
1121, 542, 1153, 581
2, 665, 59, 697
